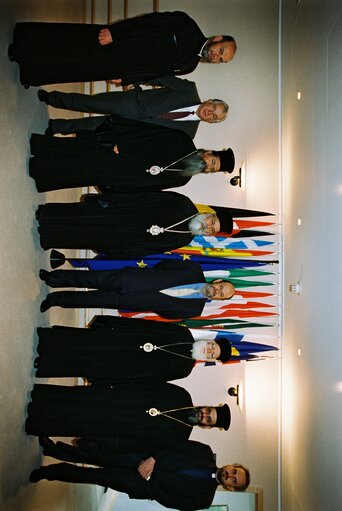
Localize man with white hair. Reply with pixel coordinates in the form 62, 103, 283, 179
38, 75, 228, 139
36, 190, 233, 258
34, 316, 232, 382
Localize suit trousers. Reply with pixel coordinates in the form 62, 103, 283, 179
50, 115, 106, 136
40, 462, 148, 495
48, 91, 131, 115
44, 440, 149, 467
46, 269, 123, 289
45, 269, 123, 309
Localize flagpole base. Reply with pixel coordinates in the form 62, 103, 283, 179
50, 250, 66, 269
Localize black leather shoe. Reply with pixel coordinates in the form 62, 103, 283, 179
8, 44, 15, 62
40, 299, 51, 313
38, 436, 54, 455
44, 121, 54, 137
39, 269, 49, 282
29, 467, 46, 483
38, 89, 49, 104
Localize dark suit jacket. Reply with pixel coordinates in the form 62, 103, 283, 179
51, 76, 202, 139
12, 13, 206, 87
107, 11, 206, 85
110, 260, 208, 319
125, 76, 202, 137
47, 260, 208, 320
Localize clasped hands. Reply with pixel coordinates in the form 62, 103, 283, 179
138, 456, 156, 481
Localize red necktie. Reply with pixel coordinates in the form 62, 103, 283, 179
157, 110, 195, 120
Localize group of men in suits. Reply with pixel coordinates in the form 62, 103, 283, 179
10, 10, 252, 510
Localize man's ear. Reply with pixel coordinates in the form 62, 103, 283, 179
212, 36, 223, 42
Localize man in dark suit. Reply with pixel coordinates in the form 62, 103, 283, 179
39, 260, 235, 317
10, 12, 236, 87
29, 115, 235, 193
39, 76, 228, 139
29, 441, 250, 511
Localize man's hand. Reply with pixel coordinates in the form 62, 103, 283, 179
138, 457, 156, 480
98, 28, 113, 45
108, 79, 122, 86
112, 145, 119, 154
107, 80, 134, 92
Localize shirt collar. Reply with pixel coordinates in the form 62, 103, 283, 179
198, 38, 210, 57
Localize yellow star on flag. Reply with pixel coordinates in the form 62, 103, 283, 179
137, 260, 148, 268
182, 254, 191, 260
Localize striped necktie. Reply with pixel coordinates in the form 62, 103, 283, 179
157, 110, 195, 120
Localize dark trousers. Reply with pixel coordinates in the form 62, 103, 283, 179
41, 462, 145, 494
50, 115, 107, 135
48, 90, 128, 115
46, 269, 122, 289
46, 269, 122, 309
44, 440, 148, 467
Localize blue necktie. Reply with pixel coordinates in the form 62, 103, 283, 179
162, 283, 207, 299
181, 468, 216, 480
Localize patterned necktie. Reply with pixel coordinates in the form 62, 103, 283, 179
157, 110, 195, 120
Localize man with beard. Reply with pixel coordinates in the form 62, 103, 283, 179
25, 382, 231, 455
38, 260, 236, 317
9, 12, 236, 87
35, 191, 234, 258
29, 116, 235, 193
29, 441, 249, 511
38, 76, 228, 139
34, 315, 232, 382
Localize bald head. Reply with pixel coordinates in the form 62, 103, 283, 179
202, 36, 237, 63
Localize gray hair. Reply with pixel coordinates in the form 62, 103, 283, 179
208, 99, 229, 122
173, 150, 207, 177
188, 213, 210, 235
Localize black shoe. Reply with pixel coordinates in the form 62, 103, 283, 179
38, 436, 55, 455
29, 467, 46, 483
40, 299, 51, 313
44, 121, 54, 137
38, 89, 49, 104
39, 269, 49, 282
8, 44, 15, 62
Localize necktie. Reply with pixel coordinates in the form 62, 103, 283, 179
181, 468, 216, 480
160, 283, 206, 299
157, 110, 195, 120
